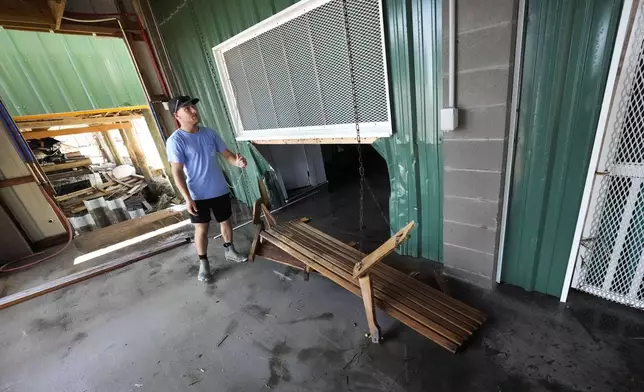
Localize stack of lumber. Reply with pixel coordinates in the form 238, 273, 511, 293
260, 220, 486, 353
55, 175, 148, 215
41, 153, 93, 174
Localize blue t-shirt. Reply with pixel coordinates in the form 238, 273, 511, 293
166, 127, 229, 200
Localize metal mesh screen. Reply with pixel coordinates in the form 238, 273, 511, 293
217, 0, 389, 136
577, 4, 644, 309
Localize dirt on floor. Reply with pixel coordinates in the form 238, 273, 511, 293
0, 184, 643, 392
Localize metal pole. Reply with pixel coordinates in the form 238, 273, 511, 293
448, 0, 456, 107
495, 0, 526, 283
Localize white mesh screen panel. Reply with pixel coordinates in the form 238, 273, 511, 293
576, 2, 644, 309
213, 0, 391, 141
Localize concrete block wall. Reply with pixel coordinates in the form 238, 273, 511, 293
441, 0, 518, 286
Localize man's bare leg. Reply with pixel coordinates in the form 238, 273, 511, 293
220, 219, 233, 243
194, 222, 212, 282
221, 218, 247, 262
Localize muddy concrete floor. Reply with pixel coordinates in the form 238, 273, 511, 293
1, 180, 643, 391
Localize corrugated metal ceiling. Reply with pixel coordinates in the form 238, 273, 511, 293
0, 28, 146, 116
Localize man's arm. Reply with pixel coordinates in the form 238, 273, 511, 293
220, 149, 247, 168
171, 162, 198, 216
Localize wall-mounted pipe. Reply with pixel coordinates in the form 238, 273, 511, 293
448, 0, 456, 108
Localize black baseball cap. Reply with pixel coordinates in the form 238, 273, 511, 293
169, 95, 199, 113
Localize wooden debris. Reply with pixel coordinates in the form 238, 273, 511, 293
55, 175, 148, 215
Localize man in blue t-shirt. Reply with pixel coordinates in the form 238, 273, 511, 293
166, 95, 248, 282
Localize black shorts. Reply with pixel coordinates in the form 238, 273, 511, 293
191, 193, 232, 224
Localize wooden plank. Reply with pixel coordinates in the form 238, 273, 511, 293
41, 158, 92, 173
275, 225, 478, 335
277, 224, 479, 330
252, 199, 262, 225
0, 238, 190, 310
54, 186, 96, 202
0, 0, 55, 26
258, 178, 271, 209
353, 221, 416, 279
261, 203, 276, 229
264, 230, 467, 345
290, 221, 486, 323
124, 128, 154, 183
17, 114, 142, 129
21, 123, 132, 140
47, 0, 66, 30
0, 175, 36, 189
13, 106, 148, 122
359, 275, 381, 343
73, 209, 183, 253
290, 220, 487, 321
255, 241, 307, 270
248, 225, 262, 262
261, 231, 459, 352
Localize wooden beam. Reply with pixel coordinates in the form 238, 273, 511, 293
13, 106, 149, 122
124, 128, 154, 183
21, 123, 132, 140
47, 0, 66, 30
0, 0, 55, 27
1, 21, 140, 37
41, 158, 92, 173
359, 274, 381, 343
103, 131, 124, 166
0, 175, 37, 189
119, 129, 140, 169
17, 114, 143, 129
252, 137, 378, 145
141, 110, 179, 197
353, 221, 416, 279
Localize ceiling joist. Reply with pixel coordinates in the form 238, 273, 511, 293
0, 1, 140, 38
17, 114, 143, 129
22, 123, 133, 140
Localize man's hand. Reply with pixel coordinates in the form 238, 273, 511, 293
235, 154, 247, 168
186, 199, 198, 216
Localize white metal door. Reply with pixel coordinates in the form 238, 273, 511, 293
574, 1, 644, 309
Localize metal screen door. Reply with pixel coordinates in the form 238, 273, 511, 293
575, 1, 644, 309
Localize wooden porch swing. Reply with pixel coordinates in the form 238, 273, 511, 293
248, 199, 486, 353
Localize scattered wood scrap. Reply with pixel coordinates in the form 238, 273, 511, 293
55, 175, 148, 215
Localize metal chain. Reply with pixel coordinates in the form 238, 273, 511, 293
364, 177, 389, 225
341, 0, 365, 250
158, 0, 190, 27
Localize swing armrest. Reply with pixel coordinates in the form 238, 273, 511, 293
252, 199, 262, 224
352, 221, 416, 279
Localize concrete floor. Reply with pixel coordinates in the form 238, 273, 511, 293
1, 177, 644, 391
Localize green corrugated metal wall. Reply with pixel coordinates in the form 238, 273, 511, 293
151, 0, 443, 260
0, 28, 146, 116
502, 0, 623, 296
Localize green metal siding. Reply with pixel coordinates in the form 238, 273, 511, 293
152, 0, 443, 260
0, 28, 146, 116
373, 0, 442, 260
502, 0, 622, 296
